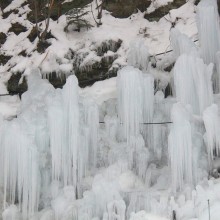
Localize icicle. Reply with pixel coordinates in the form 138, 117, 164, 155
203, 104, 220, 164
117, 66, 144, 141
142, 74, 154, 123
47, 90, 64, 182
197, 0, 220, 64
215, 51, 220, 93
170, 28, 197, 58
174, 54, 213, 115
104, 116, 119, 141
168, 103, 193, 193
62, 75, 79, 188
2, 120, 39, 219
82, 98, 99, 170
127, 39, 150, 72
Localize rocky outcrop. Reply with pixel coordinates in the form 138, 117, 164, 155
103, 0, 151, 18
144, 0, 189, 22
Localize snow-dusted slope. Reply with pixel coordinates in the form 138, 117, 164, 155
0, 0, 198, 119
0, 0, 197, 76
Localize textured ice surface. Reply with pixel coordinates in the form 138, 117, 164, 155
170, 28, 197, 58
203, 104, 220, 163
2, 2, 220, 218
174, 54, 213, 115
197, 0, 220, 64
117, 66, 154, 142
168, 103, 193, 193
127, 39, 150, 72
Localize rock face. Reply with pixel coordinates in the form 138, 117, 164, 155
2, 0, 205, 96
0, 32, 7, 45
8, 23, 27, 35
103, 0, 151, 18
7, 72, 27, 96
144, 0, 188, 22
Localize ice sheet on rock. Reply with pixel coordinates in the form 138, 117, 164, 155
197, 0, 220, 64
174, 54, 213, 115
168, 103, 193, 193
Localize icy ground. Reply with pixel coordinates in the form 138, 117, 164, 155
2, 0, 220, 220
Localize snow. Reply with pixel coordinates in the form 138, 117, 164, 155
0, 0, 197, 79
147, 0, 173, 14
3, 0, 26, 13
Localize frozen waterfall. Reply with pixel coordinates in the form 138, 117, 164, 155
2, 0, 220, 218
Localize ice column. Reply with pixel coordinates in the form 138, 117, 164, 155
62, 75, 79, 187
47, 90, 64, 182
127, 39, 150, 72
170, 28, 197, 57
2, 121, 39, 219
117, 66, 144, 141
215, 51, 220, 93
82, 98, 99, 170
168, 103, 193, 193
197, 0, 220, 64
143, 74, 154, 123
174, 54, 213, 115
203, 104, 220, 163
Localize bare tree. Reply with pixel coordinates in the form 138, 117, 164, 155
91, 0, 104, 27
33, 0, 55, 42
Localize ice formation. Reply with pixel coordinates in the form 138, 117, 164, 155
203, 104, 220, 163
0, 70, 100, 219
117, 66, 154, 142
168, 103, 193, 193
173, 54, 213, 115
2, 0, 220, 219
197, 0, 220, 65
127, 39, 150, 72
170, 28, 197, 58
